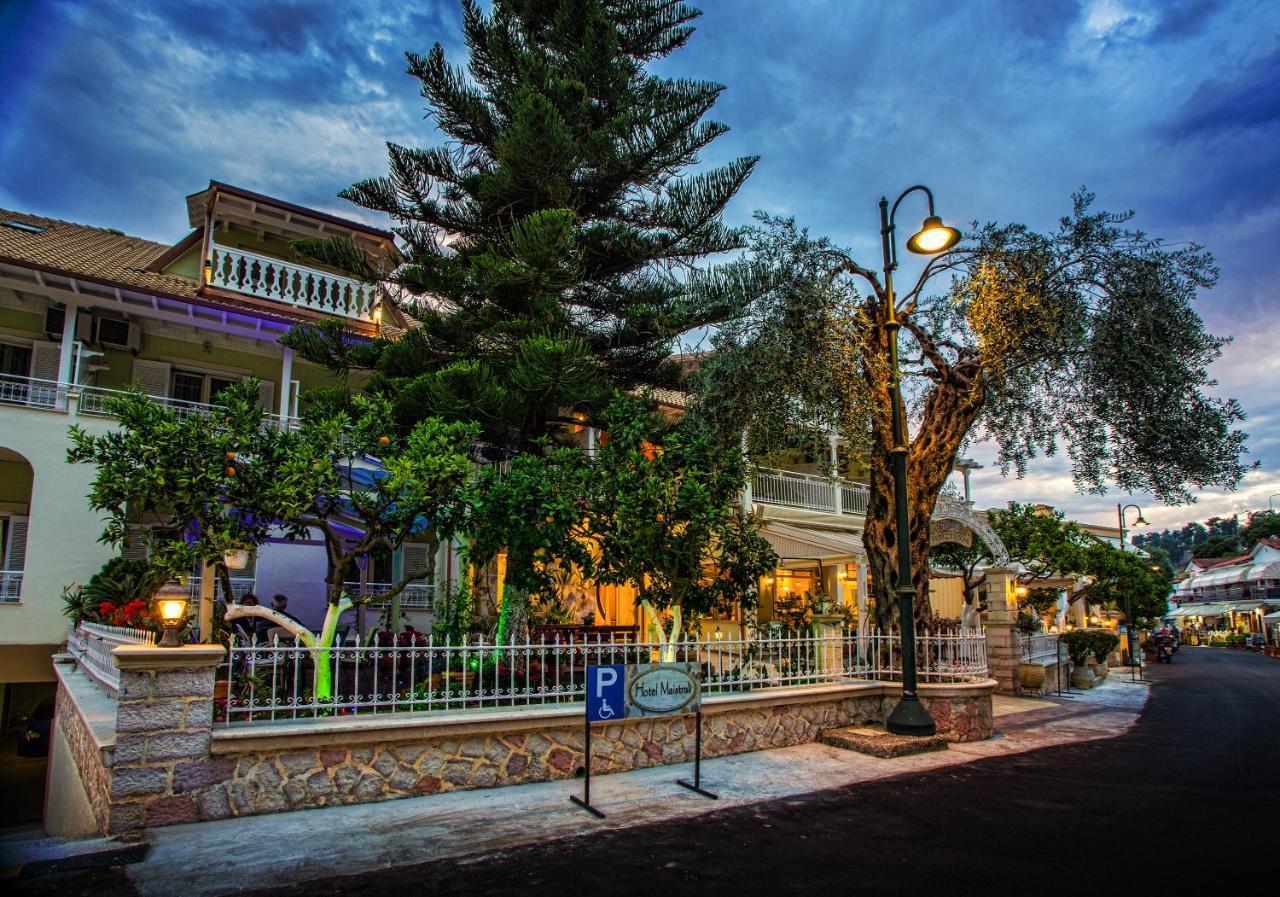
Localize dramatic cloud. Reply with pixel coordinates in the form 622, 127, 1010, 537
2, 0, 1277, 531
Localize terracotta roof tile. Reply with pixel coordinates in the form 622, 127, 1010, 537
0, 208, 200, 300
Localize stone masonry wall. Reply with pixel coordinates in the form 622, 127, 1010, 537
54, 684, 112, 835
188, 693, 889, 821
57, 645, 996, 836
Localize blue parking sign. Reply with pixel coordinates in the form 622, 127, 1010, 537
586, 665, 626, 723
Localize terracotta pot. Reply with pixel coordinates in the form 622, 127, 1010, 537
1071, 665, 1096, 689
1018, 662, 1047, 690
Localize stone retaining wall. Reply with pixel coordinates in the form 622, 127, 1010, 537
53, 682, 112, 834
51, 645, 996, 837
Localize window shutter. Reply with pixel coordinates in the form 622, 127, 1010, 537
255, 379, 275, 412
122, 525, 149, 560
400, 542, 432, 579
29, 340, 60, 381
132, 359, 171, 397
4, 516, 28, 571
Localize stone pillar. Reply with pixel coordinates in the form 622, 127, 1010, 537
981, 567, 1021, 695
108, 644, 226, 837
811, 614, 847, 678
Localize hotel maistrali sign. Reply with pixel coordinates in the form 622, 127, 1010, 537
573, 661, 712, 817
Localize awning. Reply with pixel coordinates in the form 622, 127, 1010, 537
761, 522, 864, 565
1170, 603, 1228, 617
1263, 611, 1280, 622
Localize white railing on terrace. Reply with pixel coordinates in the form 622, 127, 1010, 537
0, 375, 300, 429
70, 622, 156, 694
0, 571, 21, 603
220, 629, 987, 726
343, 582, 435, 609
79, 384, 224, 422
1022, 633, 1061, 663
752, 467, 870, 517
0, 374, 65, 409
209, 243, 379, 323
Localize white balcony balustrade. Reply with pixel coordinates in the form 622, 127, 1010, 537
208, 243, 379, 323
751, 467, 869, 517
1, 571, 22, 604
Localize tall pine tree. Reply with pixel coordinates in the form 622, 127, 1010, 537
288, 0, 757, 451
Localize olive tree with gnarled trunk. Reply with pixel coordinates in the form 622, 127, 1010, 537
692, 194, 1249, 630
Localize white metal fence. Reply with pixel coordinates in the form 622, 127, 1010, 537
70, 622, 156, 694
1021, 633, 1061, 663
221, 629, 987, 726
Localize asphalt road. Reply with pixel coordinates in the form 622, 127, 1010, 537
18, 648, 1279, 896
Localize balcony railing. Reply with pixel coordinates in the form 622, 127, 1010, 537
0, 375, 299, 429
187, 577, 257, 602
209, 243, 379, 323
751, 467, 869, 517
1, 571, 22, 603
69, 622, 156, 694
0, 374, 64, 409
344, 582, 434, 609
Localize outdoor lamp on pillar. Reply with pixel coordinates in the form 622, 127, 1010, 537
875, 185, 961, 738
153, 581, 190, 647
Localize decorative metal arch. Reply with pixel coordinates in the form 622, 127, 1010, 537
930, 492, 1010, 566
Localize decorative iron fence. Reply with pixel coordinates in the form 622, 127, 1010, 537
70, 622, 156, 694
221, 629, 987, 726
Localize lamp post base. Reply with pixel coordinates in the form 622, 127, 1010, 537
886, 694, 937, 737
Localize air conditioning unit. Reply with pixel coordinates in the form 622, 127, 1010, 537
44, 306, 93, 341
94, 316, 142, 352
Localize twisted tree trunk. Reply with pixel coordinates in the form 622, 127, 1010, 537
861, 314, 986, 631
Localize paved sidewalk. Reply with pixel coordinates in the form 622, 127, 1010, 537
128, 678, 1148, 897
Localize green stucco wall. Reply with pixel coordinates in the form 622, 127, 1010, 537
0, 303, 46, 339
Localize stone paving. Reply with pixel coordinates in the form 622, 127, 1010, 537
125, 676, 1149, 897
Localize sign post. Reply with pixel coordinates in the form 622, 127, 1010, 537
570, 661, 715, 817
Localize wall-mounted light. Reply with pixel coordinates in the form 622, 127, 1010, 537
203, 257, 213, 284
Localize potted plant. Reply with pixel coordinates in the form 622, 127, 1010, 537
1016, 611, 1046, 690
1090, 631, 1120, 680
1061, 630, 1095, 689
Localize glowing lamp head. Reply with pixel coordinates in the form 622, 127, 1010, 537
1014, 585, 1029, 599
1134, 513, 1149, 527
906, 215, 961, 255
152, 581, 190, 647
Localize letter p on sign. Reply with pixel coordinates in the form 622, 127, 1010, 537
586, 664, 626, 723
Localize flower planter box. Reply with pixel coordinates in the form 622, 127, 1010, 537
1018, 662, 1047, 690
1071, 666, 1096, 689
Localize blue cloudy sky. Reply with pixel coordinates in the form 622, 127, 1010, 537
2, 0, 1278, 531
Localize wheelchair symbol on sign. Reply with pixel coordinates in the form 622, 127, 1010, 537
597, 699, 616, 720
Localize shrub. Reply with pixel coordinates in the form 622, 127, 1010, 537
83, 557, 168, 609
1090, 631, 1121, 663
1060, 630, 1094, 666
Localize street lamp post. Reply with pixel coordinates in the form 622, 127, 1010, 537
878, 187, 960, 737
1117, 502, 1149, 683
